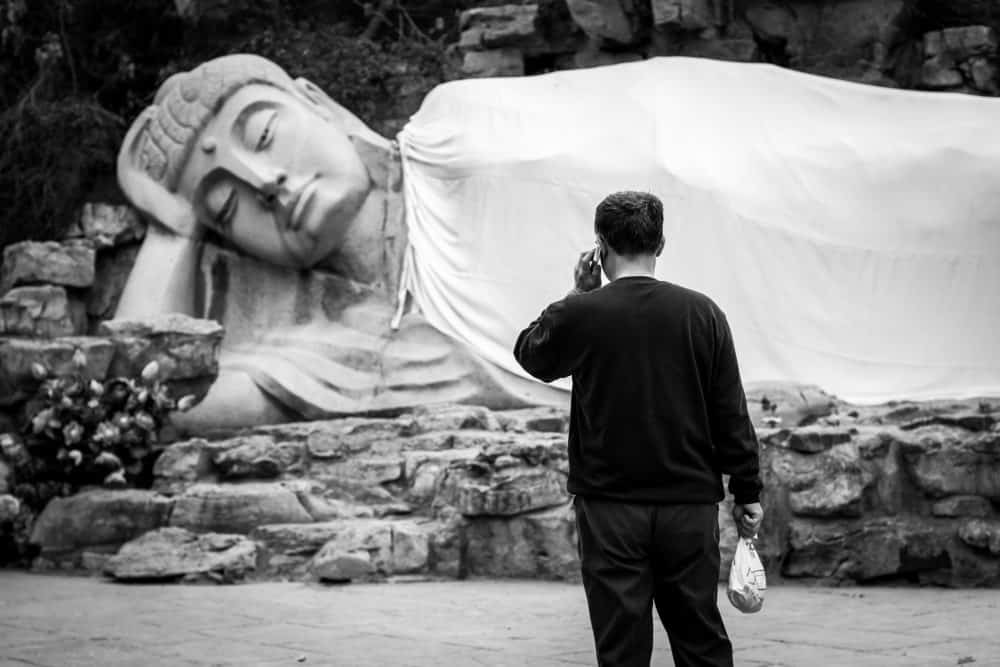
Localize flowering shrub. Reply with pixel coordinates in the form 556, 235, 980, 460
12, 350, 194, 503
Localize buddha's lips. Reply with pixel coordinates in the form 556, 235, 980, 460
289, 180, 317, 233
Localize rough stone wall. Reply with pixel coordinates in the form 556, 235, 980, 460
0, 205, 223, 412
454, 0, 1000, 96
20, 400, 1000, 587
0, 205, 224, 564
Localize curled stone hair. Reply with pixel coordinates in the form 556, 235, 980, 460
131, 54, 295, 191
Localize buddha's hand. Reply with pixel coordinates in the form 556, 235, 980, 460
572, 248, 602, 294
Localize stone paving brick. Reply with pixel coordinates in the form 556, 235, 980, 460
1, 573, 999, 666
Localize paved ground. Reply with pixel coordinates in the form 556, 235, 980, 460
1, 573, 999, 667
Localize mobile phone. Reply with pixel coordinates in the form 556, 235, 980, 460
589, 243, 601, 269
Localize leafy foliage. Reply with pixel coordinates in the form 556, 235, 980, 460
242, 23, 454, 136
0, 0, 456, 252
6, 355, 194, 511
0, 99, 123, 250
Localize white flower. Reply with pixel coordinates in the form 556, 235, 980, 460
95, 451, 122, 470
103, 470, 127, 488
140, 360, 160, 381
177, 394, 197, 412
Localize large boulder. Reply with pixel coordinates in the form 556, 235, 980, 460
253, 416, 411, 461
169, 483, 312, 534
29, 489, 173, 556
566, 0, 639, 44
436, 464, 569, 516
769, 440, 875, 518
99, 313, 224, 382
404, 404, 503, 435
651, 0, 715, 30
252, 518, 448, 581
463, 502, 579, 580
958, 519, 1000, 556
921, 26, 997, 91
931, 495, 992, 518
310, 521, 392, 582
252, 521, 349, 577
86, 244, 141, 320
0, 494, 19, 523
104, 526, 258, 583
308, 519, 437, 582
459, 5, 546, 53
72, 203, 146, 249
0, 460, 11, 495
402, 448, 481, 507
211, 434, 307, 481
0, 241, 95, 294
309, 455, 405, 490
899, 426, 1000, 500
0, 286, 86, 338
461, 49, 525, 78
785, 427, 854, 454
0, 336, 114, 406
744, 382, 841, 428
152, 438, 215, 495
496, 406, 569, 434
782, 518, 953, 582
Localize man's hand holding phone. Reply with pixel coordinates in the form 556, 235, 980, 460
571, 246, 602, 296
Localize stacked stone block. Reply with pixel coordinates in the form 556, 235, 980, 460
0, 203, 226, 565
20, 397, 999, 588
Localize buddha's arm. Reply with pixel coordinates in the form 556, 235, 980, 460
115, 224, 203, 319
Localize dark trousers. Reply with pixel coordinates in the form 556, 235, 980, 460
573, 496, 733, 667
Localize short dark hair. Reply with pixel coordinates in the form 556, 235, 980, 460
594, 191, 664, 256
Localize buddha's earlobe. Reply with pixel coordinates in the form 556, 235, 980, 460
298, 79, 325, 109
292, 76, 391, 149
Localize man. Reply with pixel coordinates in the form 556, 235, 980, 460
513, 191, 764, 667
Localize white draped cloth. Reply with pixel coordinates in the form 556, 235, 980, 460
397, 57, 1000, 405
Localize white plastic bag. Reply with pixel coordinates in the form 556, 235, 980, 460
727, 537, 766, 614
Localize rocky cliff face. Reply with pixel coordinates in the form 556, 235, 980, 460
455, 0, 999, 96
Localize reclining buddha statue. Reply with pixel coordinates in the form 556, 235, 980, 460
116, 53, 1000, 433
116, 54, 570, 432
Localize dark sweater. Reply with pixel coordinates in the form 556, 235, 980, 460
513, 276, 762, 505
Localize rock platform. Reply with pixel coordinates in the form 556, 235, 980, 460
21, 394, 1000, 587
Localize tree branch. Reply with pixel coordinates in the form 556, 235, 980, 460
360, 0, 395, 42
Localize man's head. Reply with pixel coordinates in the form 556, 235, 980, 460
593, 191, 665, 278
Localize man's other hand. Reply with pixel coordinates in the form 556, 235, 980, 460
732, 502, 764, 539
574, 249, 602, 293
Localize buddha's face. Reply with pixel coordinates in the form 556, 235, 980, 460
175, 83, 371, 267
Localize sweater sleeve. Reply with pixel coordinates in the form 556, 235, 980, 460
710, 311, 763, 505
513, 298, 576, 382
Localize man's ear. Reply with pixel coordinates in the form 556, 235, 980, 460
655, 237, 666, 257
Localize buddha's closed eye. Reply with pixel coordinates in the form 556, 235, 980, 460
244, 109, 278, 152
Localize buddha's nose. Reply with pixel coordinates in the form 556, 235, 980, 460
259, 170, 289, 208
